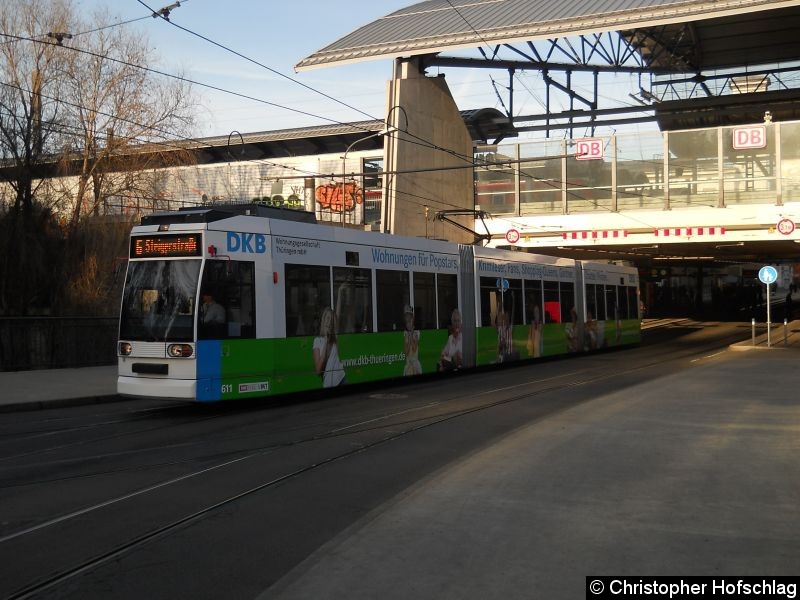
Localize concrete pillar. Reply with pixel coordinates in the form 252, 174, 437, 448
383, 57, 474, 242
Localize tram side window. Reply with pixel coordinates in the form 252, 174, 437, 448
436, 273, 459, 329
543, 280, 560, 323
616, 285, 627, 320
413, 272, 437, 330
506, 279, 523, 325
586, 283, 607, 322
560, 281, 575, 324
198, 260, 255, 340
605, 285, 617, 321
585, 283, 598, 321
478, 277, 521, 327
285, 264, 331, 337
333, 267, 373, 334
584, 284, 594, 318
627, 286, 639, 319
479, 277, 497, 327
524, 279, 543, 325
376, 269, 410, 332
596, 285, 607, 322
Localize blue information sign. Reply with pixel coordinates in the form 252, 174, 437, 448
496, 278, 509, 291
758, 265, 778, 285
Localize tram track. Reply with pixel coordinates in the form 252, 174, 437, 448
0, 321, 746, 487
1, 325, 747, 599
0, 403, 207, 438
0, 412, 226, 465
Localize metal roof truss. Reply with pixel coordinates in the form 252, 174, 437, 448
421, 30, 800, 137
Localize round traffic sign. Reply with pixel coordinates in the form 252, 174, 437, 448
758, 265, 778, 285
505, 228, 520, 244
777, 218, 795, 235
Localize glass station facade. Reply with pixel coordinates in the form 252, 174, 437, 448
475, 120, 800, 215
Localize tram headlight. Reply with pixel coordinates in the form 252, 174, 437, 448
119, 342, 132, 356
167, 344, 194, 358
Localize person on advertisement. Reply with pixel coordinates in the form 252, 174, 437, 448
313, 307, 345, 387
496, 307, 519, 362
584, 308, 598, 350
438, 308, 463, 371
403, 305, 422, 376
565, 306, 581, 353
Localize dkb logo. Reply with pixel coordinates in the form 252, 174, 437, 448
227, 232, 267, 254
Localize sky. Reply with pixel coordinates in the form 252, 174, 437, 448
72, 0, 479, 136
72, 0, 648, 140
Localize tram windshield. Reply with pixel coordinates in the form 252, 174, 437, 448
119, 260, 201, 342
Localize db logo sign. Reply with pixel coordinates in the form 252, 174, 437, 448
733, 126, 767, 150
777, 218, 795, 235
576, 138, 603, 160
505, 229, 520, 244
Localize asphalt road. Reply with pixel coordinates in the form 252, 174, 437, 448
1, 320, 797, 599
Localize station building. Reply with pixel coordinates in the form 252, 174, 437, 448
293, 0, 800, 318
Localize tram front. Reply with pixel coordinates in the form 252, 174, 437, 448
117, 232, 203, 399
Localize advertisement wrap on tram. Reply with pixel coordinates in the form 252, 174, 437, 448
117, 205, 641, 402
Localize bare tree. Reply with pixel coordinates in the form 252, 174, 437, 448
0, 1, 197, 314
0, 0, 72, 215
0, 0, 74, 313
55, 7, 197, 315
59, 7, 196, 226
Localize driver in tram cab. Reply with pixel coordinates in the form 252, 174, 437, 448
200, 292, 226, 326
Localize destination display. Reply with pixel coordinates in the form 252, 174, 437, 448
130, 234, 202, 258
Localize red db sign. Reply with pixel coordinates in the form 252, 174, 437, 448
576, 138, 603, 160
733, 126, 767, 150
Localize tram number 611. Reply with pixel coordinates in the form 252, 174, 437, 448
221, 384, 233, 394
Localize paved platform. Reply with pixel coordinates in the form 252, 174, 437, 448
0, 365, 118, 412
266, 343, 800, 599
729, 318, 800, 350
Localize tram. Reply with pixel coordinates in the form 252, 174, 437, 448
117, 204, 640, 401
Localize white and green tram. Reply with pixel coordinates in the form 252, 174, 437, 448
117, 204, 641, 401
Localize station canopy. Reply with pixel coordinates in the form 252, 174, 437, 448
296, 0, 800, 72
297, 0, 800, 133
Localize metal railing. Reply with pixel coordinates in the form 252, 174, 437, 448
0, 317, 118, 371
